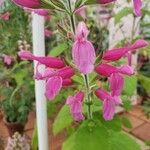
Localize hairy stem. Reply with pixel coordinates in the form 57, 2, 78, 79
83, 74, 93, 119
67, 0, 93, 119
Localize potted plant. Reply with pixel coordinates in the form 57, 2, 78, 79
0, 57, 34, 137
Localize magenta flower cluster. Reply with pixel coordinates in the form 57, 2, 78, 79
12, 0, 145, 121
18, 21, 148, 121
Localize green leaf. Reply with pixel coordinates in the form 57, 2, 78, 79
122, 96, 132, 111
93, 112, 122, 132
110, 132, 141, 150
31, 125, 38, 150
62, 120, 110, 150
121, 116, 132, 129
84, 0, 97, 5
48, 43, 68, 57
123, 76, 137, 96
137, 74, 150, 96
145, 139, 150, 146
72, 74, 84, 85
53, 105, 73, 135
114, 7, 133, 24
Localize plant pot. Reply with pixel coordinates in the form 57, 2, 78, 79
3, 118, 25, 137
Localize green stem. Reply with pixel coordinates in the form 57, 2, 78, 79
66, 0, 93, 119
67, 0, 76, 33
83, 75, 93, 119
9, 85, 21, 107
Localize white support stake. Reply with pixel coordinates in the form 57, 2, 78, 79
32, 13, 49, 150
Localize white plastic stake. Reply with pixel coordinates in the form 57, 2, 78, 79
32, 13, 49, 150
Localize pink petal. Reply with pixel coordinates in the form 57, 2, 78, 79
75, 22, 89, 41
45, 76, 62, 100
72, 40, 96, 74
109, 73, 124, 96
119, 65, 134, 76
75, 6, 86, 19
103, 47, 129, 61
75, 91, 84, 102
13, 0, 40, 8
95, 64, 118, 77
3, 55, 12, 65
66, 91, 85, 121
18, 50, 65, 69
62, 79, 73, 86
95, 88, 110, 101
18, 50, 34, 60
131, 39, 148, 51
33, 9, 49, 16
103, 98, 116, 121
66, 96, 74, 105
133, 0, 142, 17
56, 66, 75, 79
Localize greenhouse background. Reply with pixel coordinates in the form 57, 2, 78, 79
0, 0, 150, 150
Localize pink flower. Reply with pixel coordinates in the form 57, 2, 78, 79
12, 0, 40, 8
3, 55, 13, 65
66, 91, 85, 121
97, 0, 116, 4
109, 73, 124, 97
44, 29, 53, 38
24, 8, 49, 16
34, 64, 75, 80
18, 50, 65, 69
95, 89, 116, 120
33, 9, 49, 16
0, 12, 11, 21
72, 22, 96, 74
45, 76, 62, 100
34, 64, 75, 100
95, 64, 134, 77
62, 79, 73, 86
95, 74, 123, 120
75, 6, 86, 19
133, 0, 142, 17
103, 39, 148, 61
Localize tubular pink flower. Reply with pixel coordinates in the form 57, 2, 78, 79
133, 0, 142, 17
96, 73, 123, 120
130, 39, 148, 51
109, 73, 124, 97
66, 91, 85, 121
3, 55, 13, 65
33, 9, 49, 16
75, 6, 86, 19
18, 50, 65, 69
103, 39, 148, 61
95, 64, 118, 77
119, 65, 134, 76
95, 89, 116, 121
96, 63, 134, 77
44, 29, 52, 37
62, 79, 73, 86
45, 76, 62, 100
72, 22, 96, 74
12, 0, 40, 8
55, 67, 75, 79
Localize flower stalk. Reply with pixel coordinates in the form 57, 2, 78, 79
67, 0, 93, 120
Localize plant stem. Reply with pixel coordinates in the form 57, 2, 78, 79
67, 0, 76, 33
83, 74, 93, 119
66, 0, 93, 119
